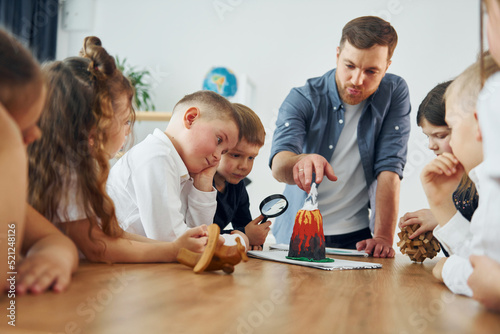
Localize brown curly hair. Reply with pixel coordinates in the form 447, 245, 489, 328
28, 36, 134, 250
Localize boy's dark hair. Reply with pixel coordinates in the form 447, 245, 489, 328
416, 81, 452, 127
339, 16, 398, 60
232, 103, 265, 147
174, 90, 242, 141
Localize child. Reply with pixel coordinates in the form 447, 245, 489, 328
468, 255, 500, 311
213, 103, 270, 250
467, 0, 500, 311
107, 90, 248, 248
398, 81, 478, 240
420, 53, 499, 297
0, 29, 78, 294
28, 36, 209, 263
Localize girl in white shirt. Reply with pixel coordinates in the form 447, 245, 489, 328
28, 36, 209, 263
467, 0, 500, 311
421, 54, 499, 299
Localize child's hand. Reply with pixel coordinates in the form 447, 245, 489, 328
398, 209, 438, 239
218, 235, 226, 247
432, 257, 447, 282
468, 255, 500, 311
245, 215, 272, 246
191, 164, 218, 192
14, 252, 73, 295
421, 153, 464, 206
230, 230, 250, 251
174, 225, 209, 254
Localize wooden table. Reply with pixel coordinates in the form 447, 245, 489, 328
1, 254, 499, 334
135, 111, 172, 122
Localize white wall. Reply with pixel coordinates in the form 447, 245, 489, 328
57, 0, 480, 238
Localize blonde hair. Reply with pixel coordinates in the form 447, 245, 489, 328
173, 90, 241, 137
480, 0, 500, 83
445, 52, 499, 204
232, 103, 265, 147
445, 52, 499, 116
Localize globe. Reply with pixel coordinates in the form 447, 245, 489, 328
202, 67, 238, 98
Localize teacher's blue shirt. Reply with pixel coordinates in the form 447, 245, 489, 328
269, 69, 411, 244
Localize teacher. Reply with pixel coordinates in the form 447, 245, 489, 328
269, 16, 411, 258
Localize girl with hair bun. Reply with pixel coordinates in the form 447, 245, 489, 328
1, 28, 78, 295
28, 36, 209, 263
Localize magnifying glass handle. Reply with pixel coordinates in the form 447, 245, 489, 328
259, 215, 269, 249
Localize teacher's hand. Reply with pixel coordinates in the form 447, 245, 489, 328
356, 237, 395, 258
293, 154, 337, 193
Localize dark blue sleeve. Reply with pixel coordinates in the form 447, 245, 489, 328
373, 77, 411, 179
213, 186, 232, 232
230, 183, 252, 233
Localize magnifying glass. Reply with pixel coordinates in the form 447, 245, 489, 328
259, 194, 288, 223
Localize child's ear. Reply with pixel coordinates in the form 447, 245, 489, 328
473, 110, 482, 142
385, 59, 392, 72
183, 107, 200, 129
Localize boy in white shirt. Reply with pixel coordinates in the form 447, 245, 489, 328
420, 53, 499, 297
108, 91, 248, 247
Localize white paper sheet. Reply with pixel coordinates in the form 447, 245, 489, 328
248, 250, 382, 271
269, 243, 369, 257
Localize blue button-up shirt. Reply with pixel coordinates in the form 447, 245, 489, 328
269, 69, 411, 244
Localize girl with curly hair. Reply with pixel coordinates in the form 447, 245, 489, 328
28, 36, 208, 263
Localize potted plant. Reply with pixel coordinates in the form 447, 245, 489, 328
115, 56, 155, 111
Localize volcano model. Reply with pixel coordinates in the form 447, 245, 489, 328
288, 208, 327, 260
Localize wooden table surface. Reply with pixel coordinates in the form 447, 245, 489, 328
1, 253, 499, 334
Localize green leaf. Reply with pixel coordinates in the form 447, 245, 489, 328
114, 55, 155, 111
